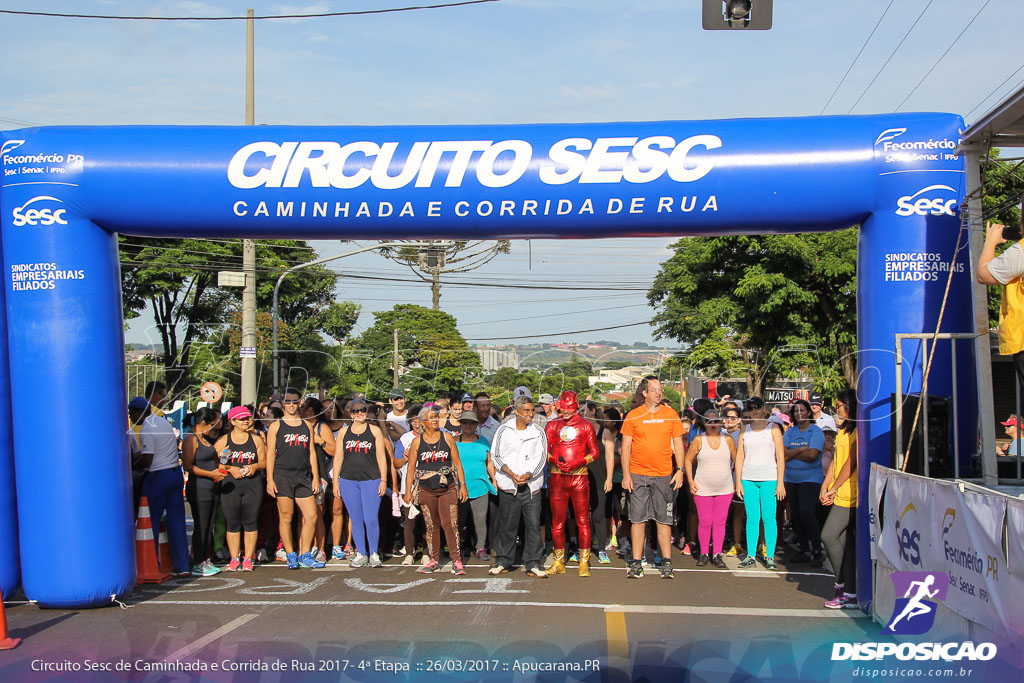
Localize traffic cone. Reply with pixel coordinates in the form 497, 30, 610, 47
136, 497, 171, 584
0, 581, 20, 650
158, 517, 173, 573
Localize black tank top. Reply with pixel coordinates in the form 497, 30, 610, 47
222, 432, 258, 481
191, 434, 219, 489
339, 424, 379, 482
416, 432, 453, 473
275, 420, 312, 474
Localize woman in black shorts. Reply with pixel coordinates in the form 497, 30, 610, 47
214, 406, 266, 571
183, 406, 226, 576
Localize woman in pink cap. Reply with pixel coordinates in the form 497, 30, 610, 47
214, 406, 267, 571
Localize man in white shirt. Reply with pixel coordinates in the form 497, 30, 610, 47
475, 392, 499, 444
135, 395, 190, 576
385, 388, 410, 442
489, 397, 548, 577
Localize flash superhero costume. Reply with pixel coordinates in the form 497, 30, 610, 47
545, 410, 599, 576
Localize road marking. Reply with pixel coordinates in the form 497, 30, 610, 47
164, 613, 259, 661
605, 611, 629, 658
134, 599, 868, 617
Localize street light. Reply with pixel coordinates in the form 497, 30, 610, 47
702, 0, 772, 30
272, 242, 408, 393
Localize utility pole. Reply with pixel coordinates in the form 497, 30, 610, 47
241, 8, 257, 405
393, 328, 400, 388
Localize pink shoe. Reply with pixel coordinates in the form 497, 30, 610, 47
241, 557, 254, 572
225, 557, 242, 572
825, 593, 857, 609
681, 542, 693, 556
475, 548, 489, 561
452, 560, 466, 576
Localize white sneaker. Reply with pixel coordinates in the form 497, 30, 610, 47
368, 552, 383, 568
401, 554, 414, 566
526, 566, 548, 578
350, 553, 369, 568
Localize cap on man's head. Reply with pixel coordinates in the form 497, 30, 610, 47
389, 388, 406, 399
555, 391, 579, 411
512, 386, 533, 402
460, 392, 474, 404
128, 396, 149, 411
809, 392, 824, 405
538, 393, 554, 405
460, 411, 479, 423
1001, 416, 1020, 428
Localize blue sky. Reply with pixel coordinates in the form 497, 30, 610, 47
2, 0, 1022, 347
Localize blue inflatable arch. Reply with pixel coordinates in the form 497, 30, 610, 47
0, 113, 973, 608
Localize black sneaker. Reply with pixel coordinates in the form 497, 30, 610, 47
711, 553, 727, 569
810, 551, 825, 568
695, 554, 709, 567
737, 557, 757, 569
626, 560, 644, 579
764, 557, 778, 571
659, 560, 675, 579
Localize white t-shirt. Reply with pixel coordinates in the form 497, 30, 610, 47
987, 242, 1024, 284
396, 430, 417, 501
140, 414, 180, 472
741, 424, 779, 481
386, 411, 410, 437
815, 413, 838, 434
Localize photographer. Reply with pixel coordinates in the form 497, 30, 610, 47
978, 219, 1024, 383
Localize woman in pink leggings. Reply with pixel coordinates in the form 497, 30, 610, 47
683, 409, 737, 569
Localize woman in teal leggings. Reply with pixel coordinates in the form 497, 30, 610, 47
733, 396, 786, 570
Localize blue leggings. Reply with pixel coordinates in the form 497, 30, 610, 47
337, 478, 381, 556
741, 479, 778, 559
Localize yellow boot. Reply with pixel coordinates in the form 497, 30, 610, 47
546, 549, 566, 575
579, 549, 591, 577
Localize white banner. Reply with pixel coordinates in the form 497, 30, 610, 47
869, 464, 888, 561
879, 471, 931, 572
928, 484, 1008, 635
1005, 499, 1024, 636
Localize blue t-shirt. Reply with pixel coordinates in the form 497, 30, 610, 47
457, 437, 496, 499
783, 423, 825, 484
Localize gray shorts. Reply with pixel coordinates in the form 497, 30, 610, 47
629, 473, 674, 525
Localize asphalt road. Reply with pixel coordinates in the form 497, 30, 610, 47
1, 550, 882, 682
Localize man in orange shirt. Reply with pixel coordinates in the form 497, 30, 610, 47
621, 376, 685, 579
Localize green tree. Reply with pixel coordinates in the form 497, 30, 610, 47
981, 148, 1024, 325
346, 304, 481, 402
648, 230, 858, 395
376, 240, 511, 310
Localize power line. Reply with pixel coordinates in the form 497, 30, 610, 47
0, 1, 499, 21
847, 0, 936, 115
820, 0, 896, 114
965, 60, 1024, 122
896, 0, 991, 112
465, 319, 655, 341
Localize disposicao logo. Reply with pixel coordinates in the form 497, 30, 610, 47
884, 571, 949, 635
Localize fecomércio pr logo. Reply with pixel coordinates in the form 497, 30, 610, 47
884, 571, 948, 635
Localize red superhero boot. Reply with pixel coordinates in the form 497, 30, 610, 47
544, 391, 599, 577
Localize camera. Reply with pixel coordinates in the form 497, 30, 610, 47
1003, 224, 1022, 242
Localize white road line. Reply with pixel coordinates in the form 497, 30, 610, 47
605, 605, 869, 619
164, 613, 259, 661
135, 599, 867, 618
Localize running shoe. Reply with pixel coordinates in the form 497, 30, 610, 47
831, 583, 845, 603
451, 560, 466, 575
711, 553, 727, 569
299, 552, 326, 569
659, 560, 674, 579
653, 550, 663, 567
764, 557, 778, 571
810, 551, 825, 568
226, 557, 242, 572
475, 547, 489, 560
401, 554, 414, 566
214, 548, 230, 564
314, 547, 327, 564
568, 552, 579, 563
419, 559, 440, 573
626, 560, 644, 579
825, 594, 858, 609
241, 557, 254, 572
737, 557, 757, 569
526, 567, 548, 578
343, 543, 354, 554
332, 546, 347, 561
349, 553, 369, 568
758, 543, 767, 558
276, 547, 289, 562
725, 543, 744, 557
368, 553, 383, 568
286, 552, 300, 569
489, 565, 509, 575
681, 542, 693, 556
608, 534, 618, 548
695, 554, 709, 567
597, 551, 610, 564
192, 560, 220, 576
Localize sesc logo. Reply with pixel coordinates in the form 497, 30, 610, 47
11, 196, 68, 227
875, 128, 907, 146
894, 502, 922, 566
884, 571, 949, 635
895, 185, 958, 217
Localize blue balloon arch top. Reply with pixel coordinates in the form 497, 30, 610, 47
0, 113, 974, 608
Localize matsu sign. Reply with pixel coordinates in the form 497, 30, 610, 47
0, 114, 977, 609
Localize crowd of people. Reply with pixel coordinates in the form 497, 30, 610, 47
126, 377, 859, 608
